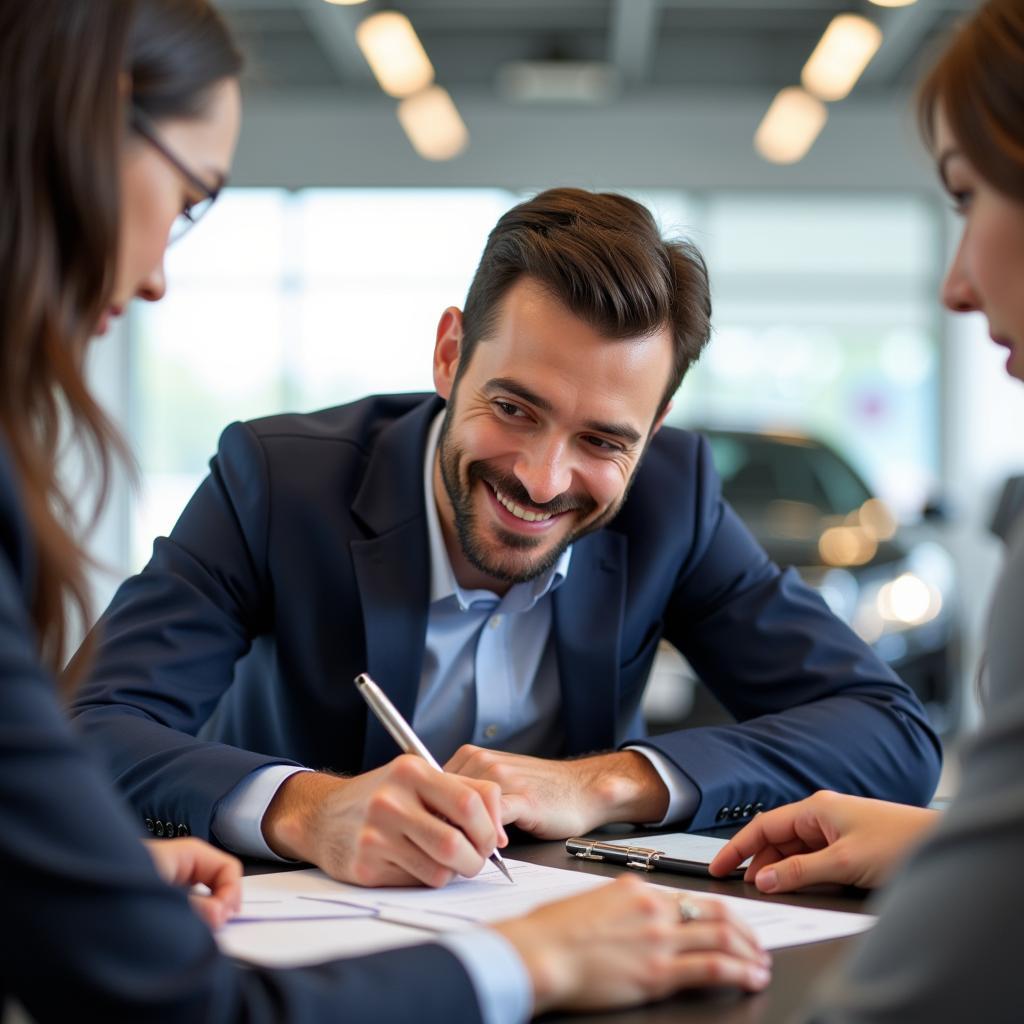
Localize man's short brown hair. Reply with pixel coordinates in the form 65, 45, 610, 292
459, 188, 712, 414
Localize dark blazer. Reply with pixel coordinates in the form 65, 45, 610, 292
0, 442, 483, 1022
70, 394, 941, 841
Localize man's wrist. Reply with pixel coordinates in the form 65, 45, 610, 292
261, 770, 346, 861
584, 751, 669, 825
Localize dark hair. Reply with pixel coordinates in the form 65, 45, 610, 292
0, 0, 241, 679
918, 0, 1024, 202
459, 188, 712, 416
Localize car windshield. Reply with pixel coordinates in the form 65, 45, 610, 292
706, 434, 873, 517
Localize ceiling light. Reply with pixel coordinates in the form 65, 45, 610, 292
801, 14, 883, 101
397, 85, 468, 161
868, 1, 918, 7
754, 86, 828, 164
355, 11, 435, 98
321, 1, 369, 6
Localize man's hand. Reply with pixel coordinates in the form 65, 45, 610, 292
709, 790, 940, 893
444, 747, 669, 839
144, 837, 242, 930
261, 757, 507, 887
493, 875, 771, 1014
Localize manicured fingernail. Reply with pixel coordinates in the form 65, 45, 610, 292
751, 966, 771, 987
757, 869, 778, 892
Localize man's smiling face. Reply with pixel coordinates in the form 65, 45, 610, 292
432, 276, 674, 590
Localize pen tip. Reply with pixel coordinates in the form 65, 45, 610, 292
493, 857, 514, 884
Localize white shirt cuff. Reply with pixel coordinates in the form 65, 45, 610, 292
211, 765, 312, 860
625, 745, 700, 826
436, 929, 533, 1024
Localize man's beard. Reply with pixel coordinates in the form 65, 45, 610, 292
437, 408, 627, 585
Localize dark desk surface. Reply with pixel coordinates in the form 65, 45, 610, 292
509, 833, 871, 1024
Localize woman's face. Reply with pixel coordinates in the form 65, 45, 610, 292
102, 77, 241, 334
935, 107, 1024, 383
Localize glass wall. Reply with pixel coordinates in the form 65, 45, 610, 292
129, 187, 942, 567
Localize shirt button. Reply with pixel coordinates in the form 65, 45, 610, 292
484, 724, 499, 739
489, 614, 503, 629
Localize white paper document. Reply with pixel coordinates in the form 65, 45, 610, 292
229, 895, 377, 923
220, 858, 873, 967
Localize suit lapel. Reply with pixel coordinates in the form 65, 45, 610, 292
552, 530, 627, 755
350, 396, 442, 772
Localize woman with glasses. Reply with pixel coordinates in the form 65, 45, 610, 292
712, 1, 1024, 1018
0, 2, 770, 1020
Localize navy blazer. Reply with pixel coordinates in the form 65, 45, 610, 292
71, 394, 941, 841
0, 442, 483, 1022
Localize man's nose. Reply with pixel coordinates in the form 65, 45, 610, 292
513, 438, 573, 506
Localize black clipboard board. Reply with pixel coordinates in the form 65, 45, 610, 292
565, 837, 745, 879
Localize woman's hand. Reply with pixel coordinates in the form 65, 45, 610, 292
492, 874, 771, 1015
709, 790, 940, 893
144, 837, 243, 929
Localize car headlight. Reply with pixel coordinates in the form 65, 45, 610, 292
875, 572, 942, 627
852, 542, 954, 645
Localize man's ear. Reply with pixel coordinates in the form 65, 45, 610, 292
433, 307, 465, 400
651, 400, 673, 437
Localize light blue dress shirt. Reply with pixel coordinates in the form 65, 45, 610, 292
210, 411, 697, 1024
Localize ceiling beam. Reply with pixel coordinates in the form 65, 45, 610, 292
295, 0, 375, 86
860, 3, 946, 88
609, 0, 661, 85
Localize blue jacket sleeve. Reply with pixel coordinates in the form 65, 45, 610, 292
631, 436, 942, 828
68, 420, 301, 840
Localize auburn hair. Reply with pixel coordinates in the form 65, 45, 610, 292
918, 0, 1024, 202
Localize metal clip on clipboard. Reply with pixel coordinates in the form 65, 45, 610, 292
565, 838, 661, 872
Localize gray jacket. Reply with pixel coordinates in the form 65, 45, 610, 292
806, 527, 1024, 1023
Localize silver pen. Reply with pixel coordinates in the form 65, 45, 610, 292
354, 672, 514, 884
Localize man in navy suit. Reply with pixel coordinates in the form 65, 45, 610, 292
71, 189, 941, 887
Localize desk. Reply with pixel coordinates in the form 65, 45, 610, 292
509, 834, 870, 1024
243, 833, 870, 1024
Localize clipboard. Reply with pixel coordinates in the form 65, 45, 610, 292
565, 837, 746, 879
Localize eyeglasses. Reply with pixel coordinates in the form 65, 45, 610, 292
130, 106, 222, 243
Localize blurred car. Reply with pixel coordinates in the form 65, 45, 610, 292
643, 429, 962, 735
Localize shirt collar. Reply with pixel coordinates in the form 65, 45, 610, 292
422, 409, 572, 611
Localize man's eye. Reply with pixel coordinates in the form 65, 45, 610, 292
495, 400, 524, 417
584, 435, 621, 452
